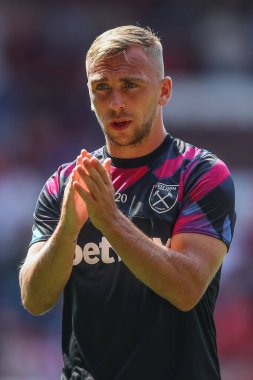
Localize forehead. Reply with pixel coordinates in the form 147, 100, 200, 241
87, 46, 156, 81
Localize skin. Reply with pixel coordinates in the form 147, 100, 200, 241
19, 46, 227, 315
87, 46, 171, 158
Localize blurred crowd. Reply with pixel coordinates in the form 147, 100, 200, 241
0, 1, 253, 379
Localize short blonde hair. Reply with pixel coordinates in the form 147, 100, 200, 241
86, 25, 164, 78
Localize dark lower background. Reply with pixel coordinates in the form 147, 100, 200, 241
0, 1, 253, 379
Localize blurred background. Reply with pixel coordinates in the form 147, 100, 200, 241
0, 1, 253, 379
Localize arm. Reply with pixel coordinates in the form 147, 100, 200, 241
19, 164, 86, 316
100, 213, 226, 311
19, 228, 76, 316
19, 151, 111, 316
74, 156, 228, 311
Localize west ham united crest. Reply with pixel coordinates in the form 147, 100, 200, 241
149, 182, 179, 213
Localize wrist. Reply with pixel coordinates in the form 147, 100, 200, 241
56, 219, 79, 244
101, 208, 126, 237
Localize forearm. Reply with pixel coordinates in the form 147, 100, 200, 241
74, 156, 225, 311
20, 224, 76, 315
102, 211, 203, 311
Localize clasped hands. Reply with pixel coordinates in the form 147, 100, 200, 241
71, 149, 117, 233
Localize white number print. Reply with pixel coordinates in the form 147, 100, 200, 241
115, 192, 128, 203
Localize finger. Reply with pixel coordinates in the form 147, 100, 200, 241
77, 150, 92, 171
73, 162, 84, 193
72, 166, 79, 181
77, 150, 87, 164
81, 149, 92, 160
90, 157, 112, 186
77, 150, 91, 159
77, 156, 89, 176
76, 163, 100, 196
76, 155, 83, 165
62, 172, 77, 207
103, 158, 112, 178
73, 166, 89, 192
80, 158, 106, 195
73, 180, 94, 206
81, 149, 87, 156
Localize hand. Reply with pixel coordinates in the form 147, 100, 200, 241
73, 156, 117, 233
59, 150, 92, 239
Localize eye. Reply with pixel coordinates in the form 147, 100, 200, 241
96, 83, 110, 91
125, 81, 137, 89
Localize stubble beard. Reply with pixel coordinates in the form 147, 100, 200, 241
105, 120, 153, 147
98, 105, 158, 148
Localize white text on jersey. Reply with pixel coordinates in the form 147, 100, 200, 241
73, 236, 164, 265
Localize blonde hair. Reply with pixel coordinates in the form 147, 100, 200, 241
86, 25, 164, 78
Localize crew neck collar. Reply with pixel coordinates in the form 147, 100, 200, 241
103, 134, 172, 168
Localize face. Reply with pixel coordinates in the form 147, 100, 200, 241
87, 46, 167, 152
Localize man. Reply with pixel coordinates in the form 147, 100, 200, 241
19, 25, 236, 379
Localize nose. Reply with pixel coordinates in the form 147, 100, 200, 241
109, 89, 125, 112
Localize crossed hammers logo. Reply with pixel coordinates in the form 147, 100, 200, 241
149, 183, 178, 214
152, 190, 173, 208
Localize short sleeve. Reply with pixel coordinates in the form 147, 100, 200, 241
29, 163, 73, 246
172, 154, 236, 250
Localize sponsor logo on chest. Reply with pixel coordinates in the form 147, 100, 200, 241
73, 236, 164, 266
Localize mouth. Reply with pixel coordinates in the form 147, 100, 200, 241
110, 120, 132, 130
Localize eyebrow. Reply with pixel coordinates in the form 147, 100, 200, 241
90, 76, 146, 85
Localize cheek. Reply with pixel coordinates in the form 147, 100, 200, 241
92, 97, 105, 115
93, 93, 109, 107
142, 92, 158, 111
138, 86, 159, 105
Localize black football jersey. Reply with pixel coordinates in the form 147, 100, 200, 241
30, 135, 236, 379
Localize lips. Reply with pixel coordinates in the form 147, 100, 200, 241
110, 120, 132, 130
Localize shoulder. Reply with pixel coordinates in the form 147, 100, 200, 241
170, 136, 217, 164
170, 136, 232, 180
44, 146, 105, 196
44, 161, 76, 199
166, 136, 234, 204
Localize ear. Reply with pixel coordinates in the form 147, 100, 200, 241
158, 76, 172, 106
